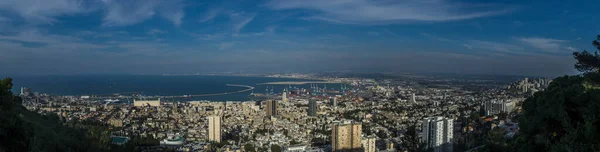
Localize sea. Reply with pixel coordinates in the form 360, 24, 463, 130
9, 75, 343, 101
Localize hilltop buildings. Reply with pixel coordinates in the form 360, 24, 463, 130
483, 99, 516, 116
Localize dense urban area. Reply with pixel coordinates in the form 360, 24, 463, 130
16, 73, 550, 152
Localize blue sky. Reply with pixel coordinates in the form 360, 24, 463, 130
0, 0, 598, 76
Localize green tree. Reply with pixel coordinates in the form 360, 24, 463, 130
244, 143, 256, 152
0, 77, 105, 152
516, 35, 600, 152
401, 125, 427, 152
270, 144, 282, 152
573, 35, 600, 73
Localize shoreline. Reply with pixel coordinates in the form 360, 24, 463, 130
258, 81, 340, 85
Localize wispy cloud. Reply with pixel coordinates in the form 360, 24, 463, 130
147, 29, 166, 35
186, 32, 227, 41
518, 37, 568, 51
421, 33, 452, 42
101, 0, 185, 26
462, 44, 473, 50
565, 46, 577, 52
229, 12, 255, 34
199, 8, 221, 22
266, 0, 516, 24
265, 26, 277, 34
0, 30, 82, 43
0, 0, 85, 23
383, 28, 398, 36
513, 21, 525, 26
219, 42, 236, 50
466, 40, 526, 54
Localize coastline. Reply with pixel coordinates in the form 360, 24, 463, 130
258, 81, 339, 85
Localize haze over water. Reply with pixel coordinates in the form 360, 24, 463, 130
10, 75, 342, 101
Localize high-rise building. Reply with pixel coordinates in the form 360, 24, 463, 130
332, 120, 362, 152
308, 99, 317, 116
361, 135, 376, 152
208, 115, 221, 142
20, 87, 31, 96
265, 100, 278, 117
422, 117, 453, 152
385, 140, 395, 151
282, 89, 288, 102
331, 97, 337, 107
411, 93, 416, 103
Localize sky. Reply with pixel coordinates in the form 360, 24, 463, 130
0, 0, 598, 77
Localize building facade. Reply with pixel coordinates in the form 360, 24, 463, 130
361, 136, 376, 152
308, 99, 317, 116
330, 97, 337, 107
266, 100, 278, 117
422, 117, 453, 152
282, 89, 288, 102
332, 121, 362, 152
483, 99, 516, 116
208, 115, 221, 142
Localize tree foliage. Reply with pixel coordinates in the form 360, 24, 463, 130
270, 144, 282, 152
244, 143, 256, 152
516, 35, 600, 151
0, 77, 103, 152
573, 35, 600, 73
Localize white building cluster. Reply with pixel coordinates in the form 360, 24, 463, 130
483, 99, 516, 116
422, 116, 453, 152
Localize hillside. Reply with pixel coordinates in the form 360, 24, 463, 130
0, 78, 102, 152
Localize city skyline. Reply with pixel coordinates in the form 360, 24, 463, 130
1, 0, 598, 76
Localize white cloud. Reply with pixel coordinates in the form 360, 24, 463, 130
219, 42, 235, 50
466, 40, 526, 54
101, 0, 185, 26
518, 37, 567, 51
0, 0, 85, 23
163, 11, 184, 26
565, 46, 577, 52
229, 12, 255, 34
266, 0, 515, 24
265, 26, 277, 34
462, 44, 473, 50
513, 21, 524, 26
147, 29, 166, 35
383, 28, 398, 36
421, 33, 452, 42
0, 30, 82, 43
199, 8, 221, 22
